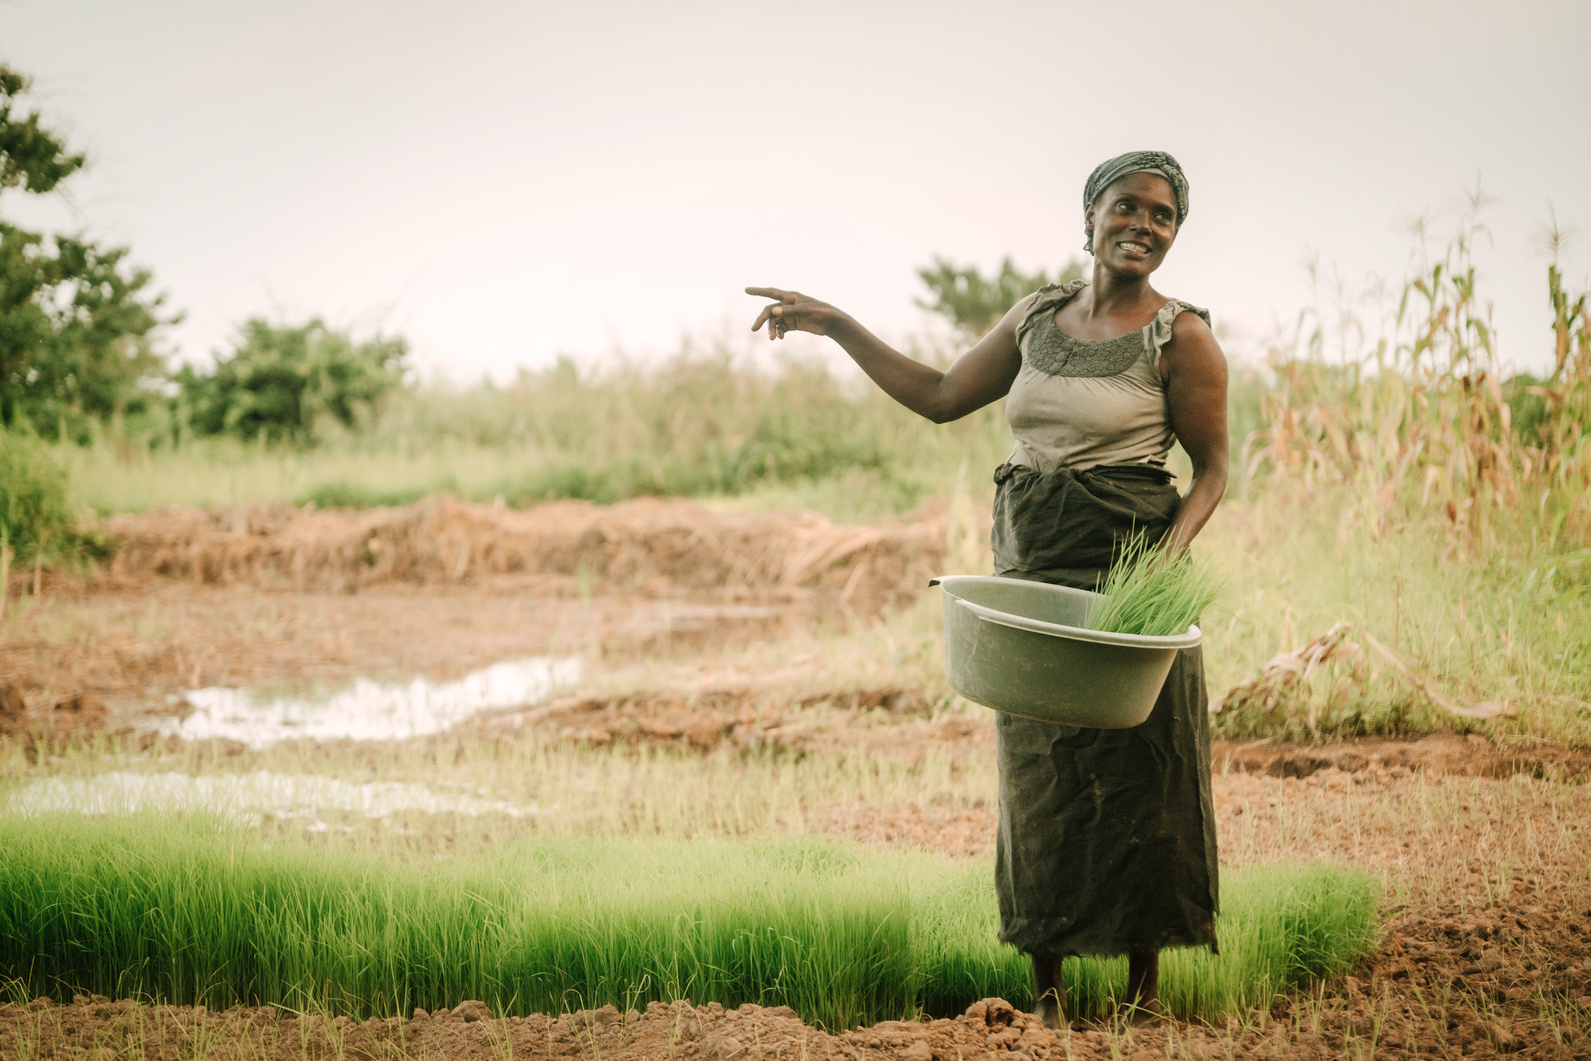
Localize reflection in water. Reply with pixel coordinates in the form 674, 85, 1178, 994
6, 769, 539, 820
162, 656, 581, 748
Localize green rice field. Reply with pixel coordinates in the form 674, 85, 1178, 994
0, 815, 1376, 1028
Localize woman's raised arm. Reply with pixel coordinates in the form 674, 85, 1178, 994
746, 286, 1026, 424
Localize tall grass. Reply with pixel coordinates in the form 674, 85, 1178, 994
57, 344, 1014, 523
1204, 484, 1591, 744
1208, 206, 1591, 741
0, 815, 1376, 1026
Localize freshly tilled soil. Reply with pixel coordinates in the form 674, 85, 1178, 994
8, 989, 1587, 1060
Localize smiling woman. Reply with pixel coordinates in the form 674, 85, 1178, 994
747, 150, 1229, 1030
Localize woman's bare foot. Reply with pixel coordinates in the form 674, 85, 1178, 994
1117, 997, 1164, 1026
1034, 992, 1065, 1029
1123, 948, 1161, 1024
1031, 953, 1068, 1029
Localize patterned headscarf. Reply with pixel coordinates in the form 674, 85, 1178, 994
1082, 150, 1189, 253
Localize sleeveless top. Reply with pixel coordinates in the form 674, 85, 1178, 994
1004, 279, 1210, 473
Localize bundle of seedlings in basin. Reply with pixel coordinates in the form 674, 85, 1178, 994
1087, 531, 1220, 638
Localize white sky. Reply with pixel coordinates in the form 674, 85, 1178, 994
2, 0, 1588, 382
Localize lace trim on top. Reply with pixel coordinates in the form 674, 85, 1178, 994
1014, 279, 1211, 379
1023, 315, 1143, 377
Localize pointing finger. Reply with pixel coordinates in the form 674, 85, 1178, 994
744, 286, 792, 300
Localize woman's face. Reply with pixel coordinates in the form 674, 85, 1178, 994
1086, 172, 1180, 277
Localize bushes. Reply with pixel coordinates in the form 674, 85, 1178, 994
0, 430, 74, 563
175, 318, 408, 445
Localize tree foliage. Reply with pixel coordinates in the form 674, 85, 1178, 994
0, 65, 170, 436
175, 318, 408, 445
915, 255, 1085, 339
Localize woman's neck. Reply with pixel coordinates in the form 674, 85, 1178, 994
1085, 261, 1159, 320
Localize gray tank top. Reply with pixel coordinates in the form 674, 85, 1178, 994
1004, 279, 1210, 473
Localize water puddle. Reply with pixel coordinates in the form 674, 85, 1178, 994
6, 770, 540, 821
162, 656, 581, 748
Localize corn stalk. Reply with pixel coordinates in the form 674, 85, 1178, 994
1244, 210, 1591, 547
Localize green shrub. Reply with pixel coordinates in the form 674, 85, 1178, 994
0, 429, 75, 562
175, 318, 407, 445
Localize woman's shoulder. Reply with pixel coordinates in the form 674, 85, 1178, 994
1149, 297, 1211, 346
1014, 279, 1089, 346
1148, 298, 1216, 375
1155, 296, 1211, 329
1032, 278, 1089, 307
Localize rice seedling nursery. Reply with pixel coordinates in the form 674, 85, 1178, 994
2, 22, 1591, 1061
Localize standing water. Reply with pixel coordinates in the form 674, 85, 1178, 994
161, 656, 581, 748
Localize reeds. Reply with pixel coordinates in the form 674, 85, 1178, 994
0, 814, 1377, 1026
1087, 533, 1220, 638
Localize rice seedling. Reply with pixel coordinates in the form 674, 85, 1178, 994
0, 814, 1377, 1027
1086, 532, 1221, 638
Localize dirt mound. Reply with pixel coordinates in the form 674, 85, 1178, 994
1215, 733, 1591, 782
481, 686, 956, 753
484, 701, 1590, 782
100, 496, 948, 612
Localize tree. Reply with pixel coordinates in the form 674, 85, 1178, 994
0, 65, 171, 436
916, 255, 1085, 339
175, 318, 408, 445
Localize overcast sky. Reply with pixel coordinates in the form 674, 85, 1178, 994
2, 0, 1587, 381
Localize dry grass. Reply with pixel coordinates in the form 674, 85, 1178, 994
95, 495, 950, 614
1203, 484, 1591, 746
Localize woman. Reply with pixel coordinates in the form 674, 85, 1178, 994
747, 151, 1227, 1027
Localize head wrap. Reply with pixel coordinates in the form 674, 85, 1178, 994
1082, 150, 1189, 253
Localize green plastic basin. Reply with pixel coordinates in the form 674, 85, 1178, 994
930, 575, 1201, 728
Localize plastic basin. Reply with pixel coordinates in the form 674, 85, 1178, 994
931, 575, 1201, 728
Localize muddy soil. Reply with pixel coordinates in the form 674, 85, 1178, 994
0, 995, 1256, 1061
1, 493, 953, 724
10, 972, 1590, 1061
484, 698, 1591, 778
7, 573, 1585, 783
0, 584, 801, 729
1215, 733, 1591, 783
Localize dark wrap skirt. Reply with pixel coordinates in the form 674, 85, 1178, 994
989, 461, 1219, 958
